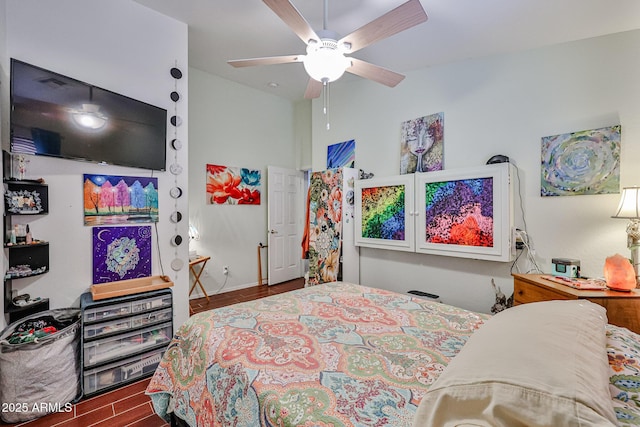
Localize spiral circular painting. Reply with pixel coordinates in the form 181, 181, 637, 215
541, 125, 620, 196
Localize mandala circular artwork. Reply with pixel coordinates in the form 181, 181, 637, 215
138, 226, 152, 240
106, 237, 141, 278
541, 126, 620, 196
314, 228, 335, 259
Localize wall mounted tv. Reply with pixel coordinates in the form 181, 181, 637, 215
10, 59, 167, 171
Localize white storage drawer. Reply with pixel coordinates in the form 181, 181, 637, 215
131, 294, 172, 314
83, 308, 173, 340
83, 349, 164, 395
83, 294, 172, 323
84, 323, 172, 367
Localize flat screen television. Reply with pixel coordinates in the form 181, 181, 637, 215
10, 59, 167, 171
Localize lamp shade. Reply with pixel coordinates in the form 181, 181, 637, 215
302, 37, 351, 83
189, 223, 200, 241
303, 50, 350, 83
612, 187, 640, 219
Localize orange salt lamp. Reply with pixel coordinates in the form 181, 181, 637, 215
604, 254, 637, 291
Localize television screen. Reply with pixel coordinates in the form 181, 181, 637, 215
10, 59, 167, 171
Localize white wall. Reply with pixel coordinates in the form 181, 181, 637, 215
311, 30, 640, 313
0, 2, 7, 138
294, 99, 312, 171
0, 1, 6, 220
1, 0, 190, 329
188, 67, 296, 296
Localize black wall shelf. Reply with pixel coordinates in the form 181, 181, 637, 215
3, 179, 50, 324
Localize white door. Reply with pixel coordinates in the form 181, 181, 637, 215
267, 166, 304, 285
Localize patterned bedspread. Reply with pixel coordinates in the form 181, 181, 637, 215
146, 282, 489, 426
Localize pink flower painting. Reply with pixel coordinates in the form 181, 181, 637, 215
206, 164, 261, 205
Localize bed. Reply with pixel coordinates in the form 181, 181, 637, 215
146, 281, 640, 426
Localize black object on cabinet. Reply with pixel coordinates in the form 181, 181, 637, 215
80, 289, 173, 397
3, 179, 50, 323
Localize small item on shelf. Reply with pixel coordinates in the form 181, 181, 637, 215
541, 275, 607, 290
604, 253, 637, 291
25, 225, 32, 244
12, 294, 43, 307
12, 293, 30, 305
551, 258, 580, 278
5, 264, 47, 279
14, 224, 26, 244
17, 154, 27, 180
9, 229, 16, 245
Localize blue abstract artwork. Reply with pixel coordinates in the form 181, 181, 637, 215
327, 139, 355, 169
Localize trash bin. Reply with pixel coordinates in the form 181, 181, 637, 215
0, 308, 81, 423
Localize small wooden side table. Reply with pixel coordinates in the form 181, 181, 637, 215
513, 273, 640, 334
189, 256, 211, 301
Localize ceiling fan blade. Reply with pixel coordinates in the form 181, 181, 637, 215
346, 58, 405, 87
339, 0, 428, 54
263, 0, 319, 44
304, 78, 323, 99
227, 55, 301, 68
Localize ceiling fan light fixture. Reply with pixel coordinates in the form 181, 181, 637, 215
229, 0, 428, 98
303, 39, 351, 83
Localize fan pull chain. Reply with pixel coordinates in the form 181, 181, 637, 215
323, 80, 330, 130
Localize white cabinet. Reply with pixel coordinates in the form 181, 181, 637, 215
355, 163, 516, 262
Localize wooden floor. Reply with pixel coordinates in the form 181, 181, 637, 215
3, 278, 305, 427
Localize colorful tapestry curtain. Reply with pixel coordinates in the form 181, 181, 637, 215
308, 168, 343, 285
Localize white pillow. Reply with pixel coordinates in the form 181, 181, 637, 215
413, 300, 617, 427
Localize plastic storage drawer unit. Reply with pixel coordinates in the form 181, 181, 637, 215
84, 323, 172, 367
83, 293, 172, 323
83, 307, 173, 340
80, 289, 173, 397
83, 349, 164, 395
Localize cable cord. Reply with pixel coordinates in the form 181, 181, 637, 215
511, 164, 542, 274
514, 229, 542, 274
514, 165, 529, 234
212, 274, 229, 295
153, 222, 165, 277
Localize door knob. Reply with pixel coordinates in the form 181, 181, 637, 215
269, 229, 278, 234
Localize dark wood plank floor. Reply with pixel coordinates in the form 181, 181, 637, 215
3, 278, 305, 427
189, 277, 305, 313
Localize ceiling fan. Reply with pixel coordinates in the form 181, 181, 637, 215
228, 0, 428, 99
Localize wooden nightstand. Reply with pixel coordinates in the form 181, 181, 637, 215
513, 273, 640, 334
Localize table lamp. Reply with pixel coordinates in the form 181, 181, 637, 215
188, 223, 200, 260
612, 186, 640, 285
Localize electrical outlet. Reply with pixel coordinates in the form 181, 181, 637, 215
223, 266, 229, 275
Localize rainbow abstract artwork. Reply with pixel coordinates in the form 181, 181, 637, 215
361, 184, 405, 240
424, 178, 494, 247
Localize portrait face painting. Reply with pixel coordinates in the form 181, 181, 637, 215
400, 112, 444, 174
